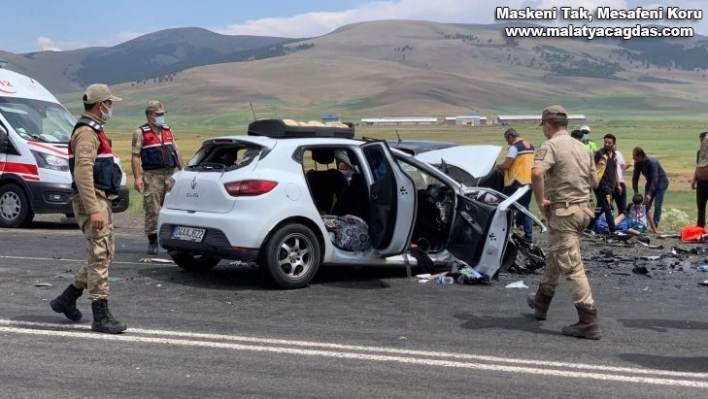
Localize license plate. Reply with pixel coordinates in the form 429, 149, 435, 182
171, 226, 206, 242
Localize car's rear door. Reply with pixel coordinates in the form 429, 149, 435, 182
360, 141, 416, 256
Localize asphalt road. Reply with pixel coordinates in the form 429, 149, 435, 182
0, 214, 707, 398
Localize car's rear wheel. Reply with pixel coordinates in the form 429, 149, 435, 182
261, 223, 321, 289
169, 250, 221, 272
0, 184, 34, 228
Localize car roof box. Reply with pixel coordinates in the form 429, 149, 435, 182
248, 118, 355, 139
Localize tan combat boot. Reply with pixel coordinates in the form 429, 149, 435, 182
527, 289, 553, 320
562, 305, 601, 340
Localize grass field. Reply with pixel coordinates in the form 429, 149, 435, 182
110, 120, 706, 225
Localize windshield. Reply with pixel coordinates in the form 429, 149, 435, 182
0, 97, 75, 144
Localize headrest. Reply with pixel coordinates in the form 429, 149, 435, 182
312, 149, 335, 164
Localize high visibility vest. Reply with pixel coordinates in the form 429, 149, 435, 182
504, 138, 535, 187
68, 117, 122, 195
139, 124, 178, 170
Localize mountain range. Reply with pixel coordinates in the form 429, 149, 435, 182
2, 20, 708, 124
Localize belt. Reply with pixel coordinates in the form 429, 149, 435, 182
549, 199, 592, 209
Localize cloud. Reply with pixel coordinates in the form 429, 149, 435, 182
36, 36, 63, 52
215, 0, 706, 38
215, 0, 518, 38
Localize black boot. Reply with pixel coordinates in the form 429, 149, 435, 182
527, 288, 553, 320
50, 284, 83, 321
91, 299, 127, 334
147, 234, 158, 255
562, 305, 601, 340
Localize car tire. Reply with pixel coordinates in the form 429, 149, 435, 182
261, 223, 321, 289
0, 184, 34, 228
169, 250, 221, 272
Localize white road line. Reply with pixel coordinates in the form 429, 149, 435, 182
1, 319, 706, 384
0, 255, 167, 266
0, 229, 140, 238
0, 325, 706, 388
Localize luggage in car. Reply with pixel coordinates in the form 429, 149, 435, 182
248, 118, 355, 139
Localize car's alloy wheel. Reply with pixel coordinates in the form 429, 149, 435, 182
0, 184, 34, 228
262, 223, 321, 289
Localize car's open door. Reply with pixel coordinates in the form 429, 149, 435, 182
446, 192, 514, 278
361, 141, 416, 256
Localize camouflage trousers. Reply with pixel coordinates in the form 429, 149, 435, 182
143, 168, 174, 235
539, 201, 596, 308
71, 196, 114, 301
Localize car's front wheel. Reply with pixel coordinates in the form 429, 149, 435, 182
0, 184, 34, 228
261, 223, 321, 289
169, 250, 221, 272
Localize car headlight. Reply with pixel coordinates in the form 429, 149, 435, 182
31, 150, 69, 171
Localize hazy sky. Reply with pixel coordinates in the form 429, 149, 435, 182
1, 0, 705, 53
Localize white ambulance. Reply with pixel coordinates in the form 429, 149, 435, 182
0, 66, 129, 228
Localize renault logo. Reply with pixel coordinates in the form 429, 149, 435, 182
191, 175, 198, 190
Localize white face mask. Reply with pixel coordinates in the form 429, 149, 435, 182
100, 102, 112, 122
153, 115, 165, 127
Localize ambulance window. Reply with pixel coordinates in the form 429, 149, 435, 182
0, 98, 73, 143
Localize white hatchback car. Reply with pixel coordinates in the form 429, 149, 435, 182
158, 119, 545, 289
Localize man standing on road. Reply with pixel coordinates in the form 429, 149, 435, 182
588, 133, 620, 234
580, 125, 597, 153
611, 135, 632, 216
527, 105, 601, 340
131, 101, 184, 254
496, 128, 535, 242
49, 84, 127, 334
631, 147, 669, 233
692, 132, 708, 227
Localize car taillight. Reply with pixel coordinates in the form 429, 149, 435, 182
224, 180, 278, 196
167, 177, 176, 192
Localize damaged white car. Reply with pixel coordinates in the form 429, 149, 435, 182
157, 119, 546, 289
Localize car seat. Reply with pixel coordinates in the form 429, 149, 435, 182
306, 149, 349, 214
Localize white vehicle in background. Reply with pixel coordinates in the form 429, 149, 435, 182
158, 119, 545, 289
0, 65, 129, 228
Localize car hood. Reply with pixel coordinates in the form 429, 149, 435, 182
414, 145, 502, 179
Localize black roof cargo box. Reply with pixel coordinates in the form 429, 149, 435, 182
248, 118, 355, 139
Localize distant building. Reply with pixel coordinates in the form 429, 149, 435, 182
444, 117, 456, 125
361, 117, 438, 126
496, 114, 586, 125
322, 114, 340, 123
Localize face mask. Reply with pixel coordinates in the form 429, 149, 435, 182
153, 116, 165, 127
100, 103, 112, 122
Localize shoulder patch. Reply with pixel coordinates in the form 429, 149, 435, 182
141, 125, 151, 132
162, 124, 170, 129
534, 148, 547, 161
131, 135, 138, 148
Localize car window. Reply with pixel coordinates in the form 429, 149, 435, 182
187, 143, 262, 171
395, 157, 443, 190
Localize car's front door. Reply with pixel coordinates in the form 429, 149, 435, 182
446, 193, 513, 278
361, 141, 416, 256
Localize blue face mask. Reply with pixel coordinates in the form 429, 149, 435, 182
153, 116, 165, 127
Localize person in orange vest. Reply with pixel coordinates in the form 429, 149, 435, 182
497, 128, 535, 242
131, 101, 184, 254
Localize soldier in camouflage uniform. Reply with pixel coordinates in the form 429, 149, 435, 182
50, 84, 127, 334
527, 105, 601, 340
131, 101, 184, 254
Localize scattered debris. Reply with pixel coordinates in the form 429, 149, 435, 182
699, 280, 708, 287
505, 280, 528, 289
139, 258, 174, 264
632, 265, 650, 276
658, 234, 681, 239
640, 256, 661, 261
34, 282, 52, 288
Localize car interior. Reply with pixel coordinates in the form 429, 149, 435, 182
303, 147, 463, 255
